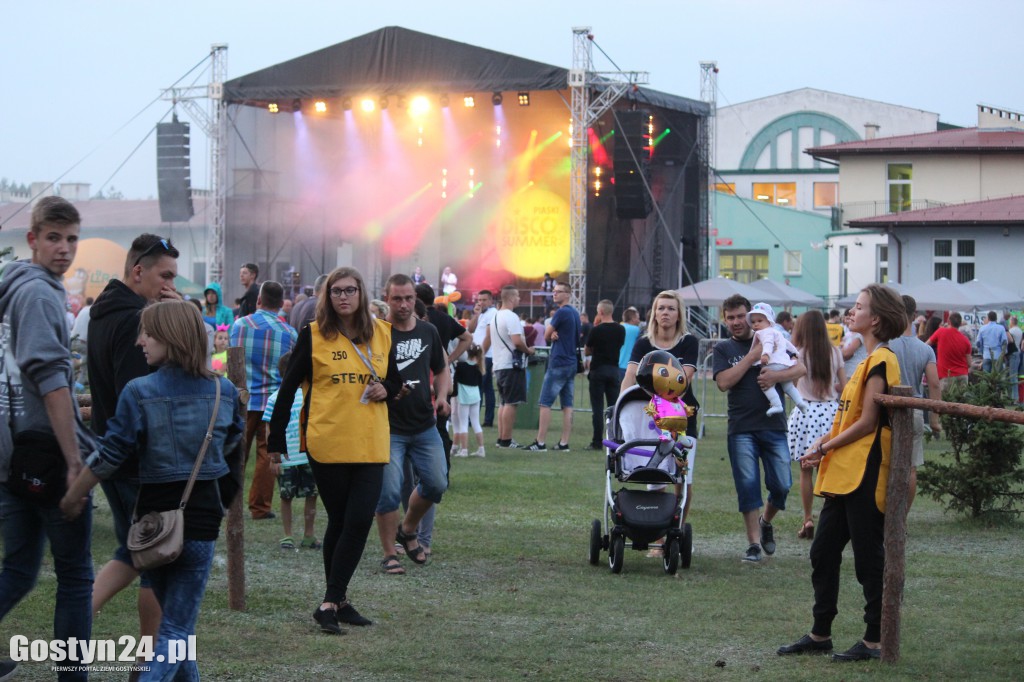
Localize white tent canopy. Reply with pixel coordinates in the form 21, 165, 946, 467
678, 277, 786, 308
749, 279, 825, 307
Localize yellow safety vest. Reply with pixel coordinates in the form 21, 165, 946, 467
825, 323, 845, 347
815, 346, 901, 512
304, 319, 392, 464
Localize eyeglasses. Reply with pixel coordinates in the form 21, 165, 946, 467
133, 238, 170, 267
329, 286, 360, 299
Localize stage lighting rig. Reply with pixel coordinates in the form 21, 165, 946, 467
360, 98, 375, 113
463, 94, 475, 108
314, 100, 327, 113
410, 96, 430, 116
397, 95, 407, 110
439, 93, 449, 108
268, 102, 279, 114
492, 91, 503, 106
517, 92, 530, 106
379, 96, 389, 110
342, 97, 352, 111
292, 99, 302, 113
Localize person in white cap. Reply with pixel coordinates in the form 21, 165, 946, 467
748, 302, 809, 417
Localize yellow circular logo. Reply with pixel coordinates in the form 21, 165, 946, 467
495, 187, 569, 278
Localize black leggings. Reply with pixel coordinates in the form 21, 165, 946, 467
307, 459, 384, 604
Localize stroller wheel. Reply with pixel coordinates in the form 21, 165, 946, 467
663, 538, 680, 575
609, 532, 624, 574
680, 523, 693, 569
588, 520, 602, 565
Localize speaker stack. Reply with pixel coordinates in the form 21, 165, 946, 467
613, 110, 653, 220
156, 120, 194, 223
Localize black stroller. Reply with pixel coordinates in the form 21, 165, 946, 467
588, 386, 695, 575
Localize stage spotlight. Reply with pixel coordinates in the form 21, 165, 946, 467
342, 97, 352, 111
380, 96, 389, 110
314, 100, 327, 113
397, 95, 407, 110
292, 99, 302, 112
439, 93, 449, 108
410, 95, 430, 117
463, 94, 475, 108
360, 98, 375, 113
492, 92, 503, 106
268, 102, 279, 114
517, 92, 530, 106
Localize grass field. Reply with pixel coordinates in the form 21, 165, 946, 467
3, 385, 1023, 680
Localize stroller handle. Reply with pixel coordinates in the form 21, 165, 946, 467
612, 437, 695, 459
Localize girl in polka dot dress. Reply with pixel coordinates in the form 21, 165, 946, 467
787, 310, 847, 539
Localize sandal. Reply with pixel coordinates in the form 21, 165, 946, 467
301, 536, 322, 550
280, 536, 295, 551
797, 521, 815, 540
395, 526, 428, 565
380, 555, 405, 575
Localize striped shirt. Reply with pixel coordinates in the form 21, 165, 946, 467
231, 309, 297, 411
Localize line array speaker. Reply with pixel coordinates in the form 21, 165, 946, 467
157, 120, 194, 223
614, 110, 653, 220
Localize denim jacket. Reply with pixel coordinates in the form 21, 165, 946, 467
87, 365, 244, 484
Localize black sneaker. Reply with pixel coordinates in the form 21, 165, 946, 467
0, 660, 18, 681
496, 439, 521, 449
587, 442, 603, 451
759, 516, 776, 555
337, 601, 373, 626
313, 605, 347, 635
553, 442, 571, 452
523, 441, 547, 451
742, 543, 762, 563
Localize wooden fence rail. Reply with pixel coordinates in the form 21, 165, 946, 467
877, 385, 1022, 663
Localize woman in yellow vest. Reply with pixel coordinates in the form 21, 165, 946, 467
777, 284, 906, 662
268, 266, 404, 636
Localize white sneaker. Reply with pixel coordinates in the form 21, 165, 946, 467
766, 405, 784, 416
471, 447, 486, 458
453, 448, 469, 458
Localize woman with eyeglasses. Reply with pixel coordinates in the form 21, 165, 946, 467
268, 266, 404, 635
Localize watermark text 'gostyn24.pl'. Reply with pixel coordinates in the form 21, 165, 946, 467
10, 635, 197, 665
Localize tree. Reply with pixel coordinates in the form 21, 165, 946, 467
918, 367, 1024, 517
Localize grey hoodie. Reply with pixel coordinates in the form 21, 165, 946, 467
0, 259, 96, 482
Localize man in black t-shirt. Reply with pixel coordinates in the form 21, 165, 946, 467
238, 263, 260, 318
712, 295, 805, 563
375, 276, 450, 570
584, 300, 624, 449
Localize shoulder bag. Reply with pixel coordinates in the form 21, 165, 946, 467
127, 379, 221, 571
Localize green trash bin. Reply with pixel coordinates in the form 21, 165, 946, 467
515, 347, 548, 430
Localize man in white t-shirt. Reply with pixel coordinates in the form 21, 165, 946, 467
483, 285, 535, 448
468, 289, 498, 426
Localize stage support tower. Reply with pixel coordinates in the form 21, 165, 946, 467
699, 61, 717, 282
161, 44, 228, 284
568, 28, 648, 312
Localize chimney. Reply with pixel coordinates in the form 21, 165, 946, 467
864, 123, 880, 140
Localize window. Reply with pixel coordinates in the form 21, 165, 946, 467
714, 183, 736, 195
887, 163, 912, 213
784, 250, 802, 276
752, 182, 796, 207
876, 244, 889, 283
933, 238, 975, 283
718, 250, 769, 283
813, 182, 839, 208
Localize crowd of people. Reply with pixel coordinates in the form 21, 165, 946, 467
1, 198, 1019, 678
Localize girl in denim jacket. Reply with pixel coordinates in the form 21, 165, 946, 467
62, 300, 244, 681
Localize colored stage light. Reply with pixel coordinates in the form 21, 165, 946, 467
379, 96, 389, 110
342, 97, 352, 111
268, 102, 279, 114
314, 100, 327, 113
439, 93, 449, 108
292, 99, 302, 112
518, 92, 530, 106
492, 92, 503, 106
360, 98, 376, 113
409, 96, 430, 116
463, 95, 475, 108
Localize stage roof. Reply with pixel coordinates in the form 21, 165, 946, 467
224, 26, 708, 117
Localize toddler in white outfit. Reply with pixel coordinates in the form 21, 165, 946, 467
748, 302, 809, 417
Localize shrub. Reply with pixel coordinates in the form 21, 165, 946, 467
917, 368, 1024, 517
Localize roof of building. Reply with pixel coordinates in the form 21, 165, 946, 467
0, 197, 210, 232
848, 195, 1024, 228
720, 86, 939, 117
808, 127, 1024, 159
223, 26, 709, 116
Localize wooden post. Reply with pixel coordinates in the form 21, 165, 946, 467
881, 385, 914, 663
226, 346, 247, 612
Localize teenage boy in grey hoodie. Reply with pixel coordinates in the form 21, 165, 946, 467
0, 196, 96, 681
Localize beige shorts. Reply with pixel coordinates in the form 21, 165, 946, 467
911, 409, 924, 468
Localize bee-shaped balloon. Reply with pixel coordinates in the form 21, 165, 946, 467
636, 350, 693, 440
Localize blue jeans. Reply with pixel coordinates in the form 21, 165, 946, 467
143, 540, 215, 682
538, 362, 576, 409
726, 431, 792, 513
376, 427, 448, 514
0, 486, 93, 682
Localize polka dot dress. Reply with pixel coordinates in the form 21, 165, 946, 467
787, 400, 839, 461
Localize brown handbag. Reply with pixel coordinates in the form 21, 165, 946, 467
127, 379, 221, 571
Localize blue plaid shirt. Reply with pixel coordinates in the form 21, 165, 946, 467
230, 309, 297, 412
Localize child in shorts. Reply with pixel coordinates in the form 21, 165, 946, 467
747, 302, 809, 417
263, 352, 320, 551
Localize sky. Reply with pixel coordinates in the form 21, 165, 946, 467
2, 0, 1020, 200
